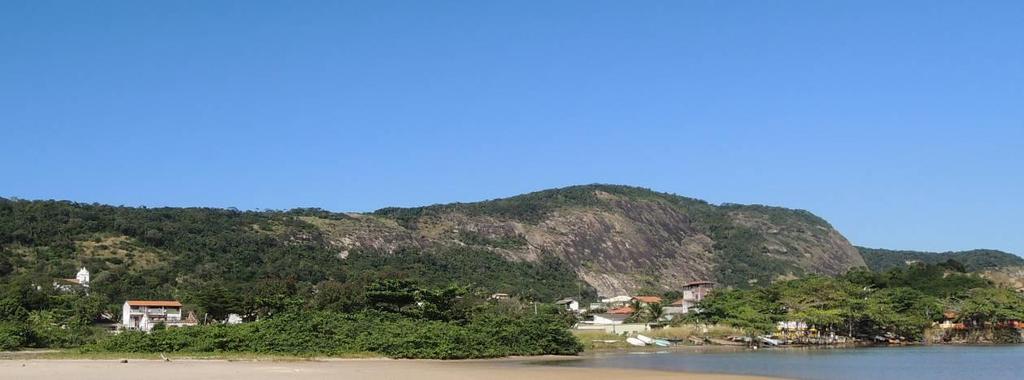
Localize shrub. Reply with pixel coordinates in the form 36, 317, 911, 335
0, 322, 27, 350
85, 311, 583, 359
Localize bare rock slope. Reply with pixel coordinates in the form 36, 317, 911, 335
309, 185, 866, 295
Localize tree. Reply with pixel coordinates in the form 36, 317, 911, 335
957, 288, 1024, 327
691, 289, 782, 336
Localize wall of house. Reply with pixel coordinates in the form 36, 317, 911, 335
575, 323, 651, 334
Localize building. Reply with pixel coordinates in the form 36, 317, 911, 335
54, 267, 90, 292
590, 313, 629, 325
600, 295, 633, 308
607, 305, 635, 315
681, 281, 715, 303
632, 295, 663, 306
554, 298, 580, 312
489, 293, 510, 300
226, 313, 244, 325
121, 300, 197, 331
664, 281, 715, 316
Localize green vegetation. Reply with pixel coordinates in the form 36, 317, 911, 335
2, 277, 582, 357
691, 262, 1024, 341
0, 197, 590, 320
858, 246, 1024, 272
85, 310, 581, 359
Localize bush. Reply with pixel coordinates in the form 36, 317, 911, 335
85, 311, 583, 359
0, 322, 27, 350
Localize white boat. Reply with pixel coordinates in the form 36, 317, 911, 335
636, 335, 655, 344
626, 337, 647, 346
652, 339, 671, 347
758, 336, 781, 346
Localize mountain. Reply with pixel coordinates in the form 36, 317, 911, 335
0, 185, 869, 300
362, 185, 866, 294
857, 247, 1024, 272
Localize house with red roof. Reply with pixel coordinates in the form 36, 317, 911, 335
631, 295, 663, 305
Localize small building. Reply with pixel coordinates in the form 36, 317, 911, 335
607, 306, 635, 315
590, 313, 629, 325
489, 293, 510, 300
554, 298, 580, 312
121, 300, 196, 331
681, 281, 715, 303
226, 313, 244, 325
632, 295, 663, 306
600, 295, 633, 308
54, 267, 90, 292
663, 304, 689, 320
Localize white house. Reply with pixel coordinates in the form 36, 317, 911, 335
121, 300, 196, 331
554, 298, 580, 312
589, 313, 629, 325
226, 313, 244, 325
54, 267, 90, 292
600, 295, 633, 307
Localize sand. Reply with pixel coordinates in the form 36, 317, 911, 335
0, 358, 785, 380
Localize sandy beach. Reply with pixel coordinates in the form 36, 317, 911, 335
0, 358, 784, 380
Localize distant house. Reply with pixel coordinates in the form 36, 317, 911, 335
554, 298, 580, 312
489, 293, 510, 300
121, 300, 197, 331
600, 295, 633, 308
590, 313, 629, 325
607, 306, 635, 315
664, 281, 715, 317
53, 267, 90, 292
681, 281, 715, 303
226, 313, 244, 325
632, 295, 663, 306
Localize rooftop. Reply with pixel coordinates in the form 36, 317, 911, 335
633, 295, 663, 304
126, 300, 183, 307
683, 281, 715, 287
607, 306, 636, 315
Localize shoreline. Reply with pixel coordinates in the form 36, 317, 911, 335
1, 358, 787, 380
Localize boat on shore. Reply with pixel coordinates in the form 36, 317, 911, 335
625, 337, 647, 347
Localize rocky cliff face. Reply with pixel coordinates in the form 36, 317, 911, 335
305, 185, 866, 295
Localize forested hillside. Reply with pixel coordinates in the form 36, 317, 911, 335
0, 198, 591, 319
858, 247, 1024, 272
0, 185, 872, 303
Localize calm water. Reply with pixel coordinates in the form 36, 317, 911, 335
544, 345, 1024, 380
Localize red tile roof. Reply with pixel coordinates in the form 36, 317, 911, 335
608, 306, 636, 315
126, 300, 183, 307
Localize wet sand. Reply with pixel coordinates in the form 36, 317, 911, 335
1, 358, 785, 380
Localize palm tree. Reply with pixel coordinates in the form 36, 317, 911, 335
648, 302, 665, 322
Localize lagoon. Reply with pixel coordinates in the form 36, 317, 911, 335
545, 345, 1024, 380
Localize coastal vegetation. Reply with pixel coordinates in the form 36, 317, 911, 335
690, 261, 1024, 342
84, 311, 581, 359
2, 278, 582, 357
2, 190, 1023, 354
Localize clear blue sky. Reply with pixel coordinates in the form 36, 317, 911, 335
1, 1, 1021, 255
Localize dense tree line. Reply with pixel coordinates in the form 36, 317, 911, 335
690, 261, 1024, 341
85, 280, 582, 359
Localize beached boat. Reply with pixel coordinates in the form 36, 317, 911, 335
636, 335, 654, 344
652, 339, 672, 347
626, 337, 647, 346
